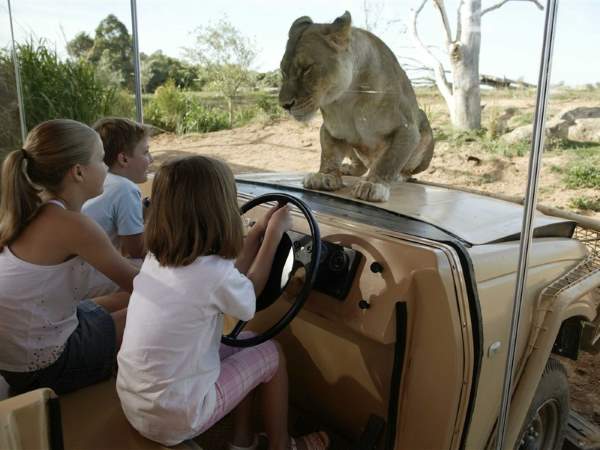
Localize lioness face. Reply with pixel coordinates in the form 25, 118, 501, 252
279, 14, 353, 122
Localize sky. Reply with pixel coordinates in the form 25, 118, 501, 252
1, 0, 599, 87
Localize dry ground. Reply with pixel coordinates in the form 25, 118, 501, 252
149, 94, 600, 427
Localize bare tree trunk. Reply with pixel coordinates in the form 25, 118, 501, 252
450, 0, 481, 129
409, 0, 542, 131
227, 97, 233, 128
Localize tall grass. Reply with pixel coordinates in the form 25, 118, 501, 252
17, 41, 132, 127
0, 40, 133, 153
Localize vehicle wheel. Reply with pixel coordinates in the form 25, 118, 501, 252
517, 358, 569, 450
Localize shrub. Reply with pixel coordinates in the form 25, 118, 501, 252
0, 40, 127, 160
564, 165, 600, 189
147, 80, 186, 131
256, 93, 283, 119
14, 40, 122, 127
233, 106, 258, 127
569, 196, 600, 212
178, 102, 229, 134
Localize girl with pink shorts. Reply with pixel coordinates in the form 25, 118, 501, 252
116, 156, 329, 450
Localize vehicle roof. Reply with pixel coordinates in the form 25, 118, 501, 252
236, 172, 575, 245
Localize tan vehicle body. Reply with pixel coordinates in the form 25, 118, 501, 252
1, 174, 599, 450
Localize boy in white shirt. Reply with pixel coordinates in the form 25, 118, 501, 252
83, 118, 152, 259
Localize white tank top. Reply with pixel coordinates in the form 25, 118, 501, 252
0, 200, 97, 372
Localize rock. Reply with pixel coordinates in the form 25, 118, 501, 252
501, 125, 532, 144
500, 116, 592, 144
559, 106, 600, 121
545, 118, 572, 140
567, 118, 600, 142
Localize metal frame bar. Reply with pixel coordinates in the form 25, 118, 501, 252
495, 0, 560, 449
130, 0, 143, 123
7, 0, 27, 143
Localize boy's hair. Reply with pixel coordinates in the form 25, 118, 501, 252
92, 117, 148, 167
0, 119, 100, 249
145, 156, 244, 267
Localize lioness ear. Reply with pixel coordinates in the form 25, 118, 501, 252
289, 16, 313, 38
326, 11, 352, 51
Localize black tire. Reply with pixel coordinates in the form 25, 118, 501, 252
517, 358, 569, 450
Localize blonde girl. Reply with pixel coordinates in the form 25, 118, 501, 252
0, 119, 138, 394
117, 156, 329, 450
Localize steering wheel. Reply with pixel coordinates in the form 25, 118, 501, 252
221, 193, 321, 347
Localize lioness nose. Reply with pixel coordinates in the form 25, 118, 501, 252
282, 100, 295, 111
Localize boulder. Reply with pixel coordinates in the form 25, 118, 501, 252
501, 109, 600, 144
545, 118, 572, 140
501, 125, 532, 144
559, 107, 600, 121
567, 118, 600, 143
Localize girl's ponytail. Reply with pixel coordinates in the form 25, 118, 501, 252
0, 149, 42, 249
0, 119, 99, 250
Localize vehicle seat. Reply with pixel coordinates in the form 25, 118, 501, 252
1, 375, 229, 450
0, 388, 62, 450
60, 376, 199, 450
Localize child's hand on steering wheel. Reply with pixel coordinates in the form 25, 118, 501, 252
253, 202, 289, 236
266, 204, 292, 239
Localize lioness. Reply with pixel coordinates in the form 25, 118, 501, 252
279, 11, 434, 202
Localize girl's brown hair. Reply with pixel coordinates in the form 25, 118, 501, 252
145, 155, 244, 267
0, 119, 100, 250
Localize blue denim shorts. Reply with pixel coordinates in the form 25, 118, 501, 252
0, 300, 116, 395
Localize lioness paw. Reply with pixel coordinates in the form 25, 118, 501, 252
303, 172, 344, 191
352, 180, 390, 202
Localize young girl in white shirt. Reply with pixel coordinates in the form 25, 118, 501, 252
116, 155, 329, 450
0, 119, 138, 394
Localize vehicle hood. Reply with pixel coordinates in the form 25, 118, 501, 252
236, 172, 575, 246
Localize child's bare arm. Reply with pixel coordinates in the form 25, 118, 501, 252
245, 205, 292, 295
235, 204, 279, 274
66, 215, 138, 292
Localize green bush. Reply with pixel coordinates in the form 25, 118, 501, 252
0, 51, 20, 154
178, 102, 229, 134
564, 165, 600, 189
569, 196, 600, 212
233, 106, 258, 127
11, 40, 123, 127
147, 80, 186, 131
255, 93, 283, 119
0, 40, 131, 159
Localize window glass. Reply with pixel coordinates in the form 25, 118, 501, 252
0, 0, 136, 139
0, 3, 21, 155
541, 0, 600, 427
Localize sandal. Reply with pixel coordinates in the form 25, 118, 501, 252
228, 434, 259, 450
289, 431, 330, 450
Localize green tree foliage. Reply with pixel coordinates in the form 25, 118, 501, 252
185, 18, 257, 127
67, 14, 134, 89
254, 69, 281, 90
141, 51, 199, 93
66, 32, 94, 60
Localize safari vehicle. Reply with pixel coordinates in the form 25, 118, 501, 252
2, 171, 600, 450
2, 1, 600, 450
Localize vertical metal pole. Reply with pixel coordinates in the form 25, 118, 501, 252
130, 0, 143, 123
7, 0, 27, 142
495, 1, 559, 449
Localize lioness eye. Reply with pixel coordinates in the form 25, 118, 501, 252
303, 65, 313, 76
